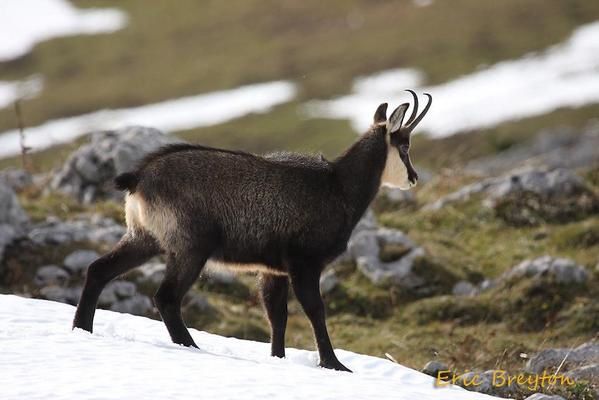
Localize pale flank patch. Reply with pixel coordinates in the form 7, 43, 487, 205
125, 193, 178, 247
206, 260, 288, 276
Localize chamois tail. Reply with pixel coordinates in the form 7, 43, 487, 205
114, 172, 139, 193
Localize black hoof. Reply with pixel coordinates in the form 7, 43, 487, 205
319, 360, 352, 373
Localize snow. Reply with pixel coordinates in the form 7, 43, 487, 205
0, 81, 297, 158
0, 75, 43, 109
0, 295, 499, 400
306, 21, 599, 137
0, 0, 126, 62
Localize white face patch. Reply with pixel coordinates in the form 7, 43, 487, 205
380, 133, 414, 190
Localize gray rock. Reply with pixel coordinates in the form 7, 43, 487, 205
137, 262, 166, 286
456, 371, 492, 394
50, 126, 176, 202
63, 250, 100, 275
28, 214, 125, 246
421, 361, 450, 378
203, 261, 239, 285
110, 294, 153, 316
184, 293, 214, 314
379, 187, 414, 204
0, 181, 29, 262
34, 265, 69, 287
426, 167, 590, 211
452, 280, 478, 296
110, 281, 137, 298
467, 122, 599, 175
319, 269, 339, 295
99, 280, 137, 306
456, 370, 518, 397
0, 168, 33, 191
39, 285, 81, 305
525, 342, 599, 374
524, 394, 566, 400
352, 227, 425, 288
565, 363, 599, 382
98, 286, 118, 307
503, 256, 588, 284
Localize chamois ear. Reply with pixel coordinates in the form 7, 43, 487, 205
373, 103, 388, 124
388, 103, 409, 133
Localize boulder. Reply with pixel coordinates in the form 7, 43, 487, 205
184, 293, 214, 314
137, 262, 166, 286
452, 280, 478, 296
502, 256, 588, 285
525, 341, 599, 374
565, 363, 599, 383
39, 285, 81, 305
0, 168, 33, 191
50, 126, 176, 202
63, 250, 100, 275
28, 215, 125, 246
456, 370, 518, 398
0, 181, 29, 262
524, 394, 566, 400
421, 361, 450, 378
319, 269, 339, 295
34, 265, 70, 287
425, 168, 597, 223
351, 227, 426, 288
467, 122, 599, 175
110, 293, 153, 316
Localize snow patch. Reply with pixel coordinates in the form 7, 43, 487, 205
0, 81, 297, 158
306, 21, 599, 137
0, 75, 43, 109
0, 0, 127, 62
0, 295, 499, 400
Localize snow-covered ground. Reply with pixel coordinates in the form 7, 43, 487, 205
0, 75, 43, 109
307, 21, 599, 137
0, 0, 126, 62
0, 81, 296, 158
0, 295, 499, 400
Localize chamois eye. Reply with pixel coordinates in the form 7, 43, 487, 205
399, 145, 409, 154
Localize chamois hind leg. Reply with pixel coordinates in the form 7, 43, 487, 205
73, 231, 160, 332
259, 273, 289, 358
289, 262, 351, 372
154, 247, 209, 348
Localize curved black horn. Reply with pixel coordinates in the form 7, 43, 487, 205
406, 93, 432, 132
405, 89, 419, 125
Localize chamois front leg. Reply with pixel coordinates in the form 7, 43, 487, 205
290, 263, 351, 372
259, 273, 289, 358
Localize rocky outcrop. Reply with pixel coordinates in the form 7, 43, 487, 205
525, 341, 599, 377
0, 181, 29, 262
426, 168, 592, 210
0, 168, 33, 191
501, 256, 589, 285
467, 122, 599, 175
332, 209, 454, 295
28, 214, 125, 246
50, 126, 176, 203
426, 167, 598, 226
34, 250, 154, 316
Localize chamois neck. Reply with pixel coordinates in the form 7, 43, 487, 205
333, 127, 387, 223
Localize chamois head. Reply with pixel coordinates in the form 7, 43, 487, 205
377, 90, 432, 190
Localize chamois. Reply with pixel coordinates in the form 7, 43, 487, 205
73, 90, 432, 372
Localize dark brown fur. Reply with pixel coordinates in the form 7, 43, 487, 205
73, 97, 431, 372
